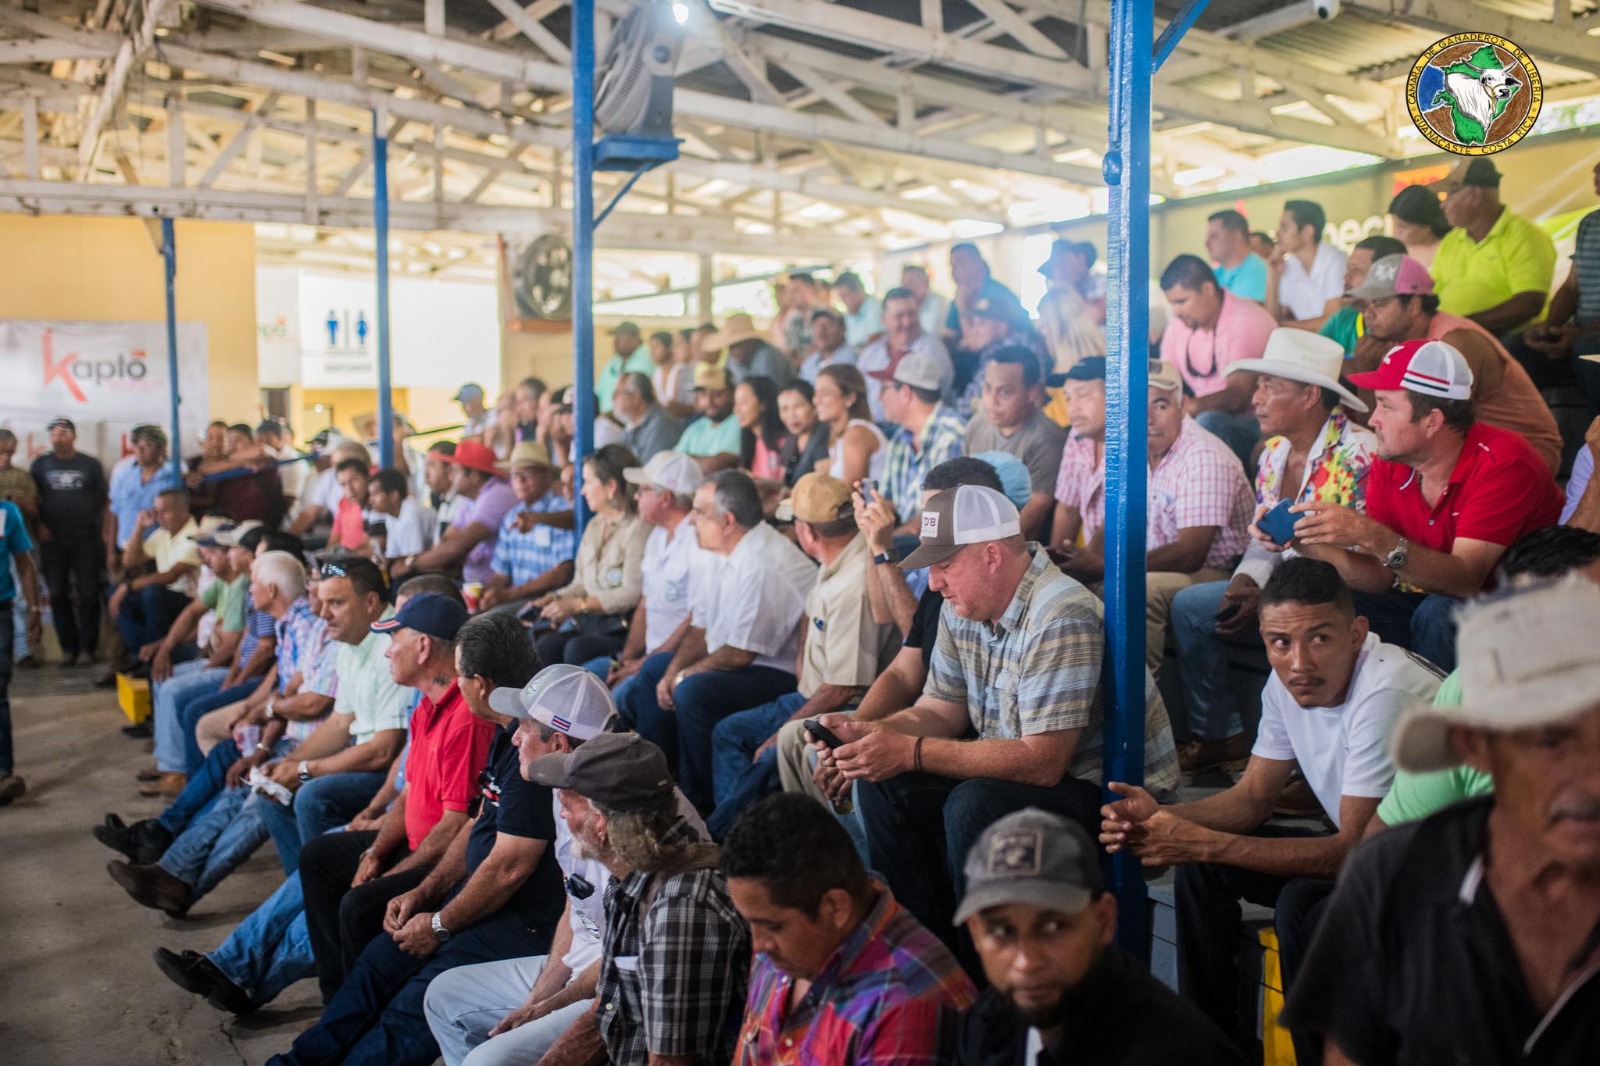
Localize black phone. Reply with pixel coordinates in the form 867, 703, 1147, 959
804, 719, 846, 749
859, 479, 878, 505
1215, 601, 1242, 625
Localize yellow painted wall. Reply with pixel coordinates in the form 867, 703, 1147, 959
0, 215, 259, 422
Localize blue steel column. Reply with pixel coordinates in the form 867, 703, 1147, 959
373, 109, 395, 470
160, 217, 183, 482
570, 0, 596, 536
1103, 0, 1155, 953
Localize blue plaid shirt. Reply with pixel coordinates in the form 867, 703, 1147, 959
490, 491, 577, 586
882, 403, 968, 525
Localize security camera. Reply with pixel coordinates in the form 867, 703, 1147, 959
1311, 0, 1341, 18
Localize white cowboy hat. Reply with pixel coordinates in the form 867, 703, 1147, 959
1226, 329, 1368, 413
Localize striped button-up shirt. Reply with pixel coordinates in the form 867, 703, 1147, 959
882, 403, 968, 526
488, 491, 576, 586
597, 823, 751, 1066
735, 885, 976, 1066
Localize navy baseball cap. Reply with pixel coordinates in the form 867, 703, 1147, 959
48, 417, 76, 432
371, 592, 469, 641
1046, 355, 1107, 388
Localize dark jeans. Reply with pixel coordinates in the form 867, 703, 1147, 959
179, 681, 260, 774
1174, 825, 1335, 1065
41, 536, 101, 659
1350, 588, 1459, 672
1504, 330, 1600, 416
261, 771, 388, 874
614, 651, 677, 768
116, 584, 192, 659
0, 601, 13, 776
300, 829, 426, 1004
855, 770, 1103, 942
671, 666, 797, 812
267, 907, 549, 1066
158, 738, 242, 834
533, 625, 626, 667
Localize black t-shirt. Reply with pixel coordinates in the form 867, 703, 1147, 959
1282, 796, 1600, 1064
456, 725, 565, 931
956, 947, 1244, 1066
30, 452, 106, 539
904, 587, 945, 671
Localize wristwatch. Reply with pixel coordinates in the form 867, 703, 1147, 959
297, 760, 313, 782
430, 912, 453, 942
872, 547, 897, 566
1381, 537, 1410, 571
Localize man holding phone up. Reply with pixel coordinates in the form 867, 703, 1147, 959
1169, 330, 1376, 772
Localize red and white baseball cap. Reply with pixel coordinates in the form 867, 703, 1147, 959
1347, 339, 1473, 401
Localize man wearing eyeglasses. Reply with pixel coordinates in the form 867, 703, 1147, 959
1159, 254, 1277, 466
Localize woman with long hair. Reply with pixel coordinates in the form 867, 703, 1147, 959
776, 380, 830, 488
532, 442, 649, 665
1388, 185, 1451, 270
813, 364, 885, 485
735, 376, 788, 482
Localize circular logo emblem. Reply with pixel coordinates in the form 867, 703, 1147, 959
1408, 34, 1541, 155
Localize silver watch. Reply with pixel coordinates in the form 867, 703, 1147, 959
430, 912, 452, 942
1382, 537, 1409, 570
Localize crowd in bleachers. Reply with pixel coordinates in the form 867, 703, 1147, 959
1, 154, 1599, 1065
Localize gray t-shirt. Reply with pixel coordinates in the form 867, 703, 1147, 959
964, 408, 1068, 495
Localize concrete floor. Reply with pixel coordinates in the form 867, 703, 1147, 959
0, 662, 320, 1065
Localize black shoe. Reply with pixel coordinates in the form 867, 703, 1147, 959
94, 817, 173, 864
121, 722, 153, 739
17, 653, 39, 669
103, 813, 128, 831
153, 947, 219, 997
107, 860, 193, 918
202, 969, 258, 1016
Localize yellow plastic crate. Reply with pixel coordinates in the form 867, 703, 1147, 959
116, 673, 152, 725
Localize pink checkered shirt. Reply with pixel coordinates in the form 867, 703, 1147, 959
1053, 431, 1106, 545
1149, 416, 1255, 569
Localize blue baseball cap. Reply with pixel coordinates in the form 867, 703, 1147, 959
973, 451, 1032, 511
371, 593, 468, 641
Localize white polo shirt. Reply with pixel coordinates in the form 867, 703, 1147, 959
1278, 241, 1348, 321
695, 521, 817, 673
640, 514, 716, 653
1253, 633, 1443, 827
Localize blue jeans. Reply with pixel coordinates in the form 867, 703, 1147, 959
0, 601, 13, 777
1194, 409, 1260, 469
614, 651, 677, 766
1350, 589, 1460, 672
1169, 580, 1252, 741
116, 584, 192, 657
159, 737, 242, 834
268, 910, 550, 1066
179, 681, 261, 775
577, 655, 610, 682
158, 739, 297, 899
856, 770, 1103, 942
261, 771, 388, 875
671, 666, 797, 812
9, 563, 29, 659
208, 871, 315, 1006
153, 662, 228, 774
706, 692, 806, 840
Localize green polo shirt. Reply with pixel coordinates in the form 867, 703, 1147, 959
200, 573, 249, 633
676, 414, 741, 458
1375, 669, 1494, 827
1432, 208, 1556, 320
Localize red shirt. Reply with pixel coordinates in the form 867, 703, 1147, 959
402, 682, 495, 850
1366, 422, 1563, 586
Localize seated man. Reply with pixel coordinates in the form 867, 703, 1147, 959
873, 348, 968, 541
614, 372, 685, 465
676, 365, 743, 474
106, 552, 328, 917
366, 469, 437, 562
391, 441, 516, 585
705, 475, 898, 838
1170, 330, 1377, 771
1050, 356, 1109, 552
109, 487, 202, 666
257, 558, 410, 871
618, 471, 816, 812
268, 615, 562, 1066
957, 810, 1242, 1066
1291, 339, 1563, 670
299, 593, 493, 1004
825, 485, 1180, 937
723, 793, 977, 1063
1057, 360, 1255, 674
1283, 578, 1600, 1063
1428, 156, 1556, 335
330, 457, 373, 551
1265, 199, 1347, 327
1101, 558, 1441, 1060
526, 733, 752, 1066
1158, 254, 1277, 464
963, 346, 1067, 540
479, 441, 576, 615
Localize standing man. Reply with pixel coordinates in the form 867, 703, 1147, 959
597, 323, 656, 416
1158, 255, 1277, 464
1267, 199, 1347, 326
1283, 578, 1600, 1063
1430, 157, 1557, 335
454, 384, 491, 440
859, 288, 955, 421
0, 429, 40, 670
31, 416, 107, 667
964, 348, 1067, 540
832, 272, 884, 349
874, 349, 968, 538
0, 490, 42, 804
1207, 209, 1268, 303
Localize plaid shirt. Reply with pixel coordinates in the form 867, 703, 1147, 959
275, 596, 336, 743
1053, 431, 1105, 545
882, 403, 968, 525
736, 886, 976, 1066
1148, 416, 1254, 570
597, 822, 751, 1066
489, 491, 576, 586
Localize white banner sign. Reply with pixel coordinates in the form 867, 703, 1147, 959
0, 319, 210, 444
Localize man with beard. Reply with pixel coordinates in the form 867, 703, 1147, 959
956, 809, 1239, 1065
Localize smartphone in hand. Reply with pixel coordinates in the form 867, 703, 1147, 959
1257, 499, 1301, 546
804, 719, 846, 750
858, 480, 878, 506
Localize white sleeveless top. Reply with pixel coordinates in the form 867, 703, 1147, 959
828, 418, 887, 482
